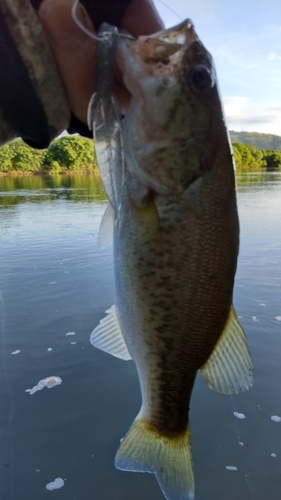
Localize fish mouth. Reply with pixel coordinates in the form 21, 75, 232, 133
118, 20, 214, 86
147, 19, 197, 46
134, 20, 200, 67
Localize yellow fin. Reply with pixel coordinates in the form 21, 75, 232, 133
90, 305, 132, 361
201, 305, 253, 395
115, 418, 194, 500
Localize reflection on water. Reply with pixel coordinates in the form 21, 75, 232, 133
236, 170, 281, 189
0, 173, 107, 207
0, 172, 281, 500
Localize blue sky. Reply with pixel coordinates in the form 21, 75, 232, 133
155, 0, 281, 135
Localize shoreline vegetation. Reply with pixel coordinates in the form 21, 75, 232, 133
0, 136, 98, 177
0, 133, 281, 177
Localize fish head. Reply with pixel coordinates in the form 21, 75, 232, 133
117, 21, 231, 195
117, 20, 219, 134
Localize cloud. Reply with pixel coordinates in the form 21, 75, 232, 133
268, 105, 281, 113
226, 115, 280, 125
223, 96, 249, 118
265, 25, 281, 37
222, 96, 281, 135
267, 52, 281, 61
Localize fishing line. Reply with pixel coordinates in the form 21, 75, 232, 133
231, 395, 255, 500
155, 0, 184, 21
71, 0, 134, 41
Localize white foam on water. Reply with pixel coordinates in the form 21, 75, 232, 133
66, 332, 76, 336
46, 478, 64, 490
271, 415, 281, 422
25, 376, 62, 395
275, 316, 281, 321
252, 316, 259, 322
70, 342, 76, 345
260, 303, 266, 306
226, 466, 238, 471
47, 348, 53, 352
233, 412, 245, 419
239, 442, 244, 446
11, 350, 20, 355
271, 453, 277, 458
49, 282, 57, 285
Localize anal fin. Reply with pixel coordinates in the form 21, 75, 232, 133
90, 305, 132, 361
200, 305, 253, 395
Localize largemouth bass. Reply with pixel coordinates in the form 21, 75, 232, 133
89, 20, 253, 500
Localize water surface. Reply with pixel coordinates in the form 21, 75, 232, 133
1, 173, 281, 500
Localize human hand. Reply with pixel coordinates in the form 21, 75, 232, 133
38, 0, 164, 126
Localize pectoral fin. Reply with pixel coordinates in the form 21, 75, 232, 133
98, 203, 114, 249
90, 305, 132, 361
200, 305, 253, 395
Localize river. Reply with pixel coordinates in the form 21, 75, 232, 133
0, 172, 281, 500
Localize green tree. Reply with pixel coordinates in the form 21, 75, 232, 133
0, 136, 97, 174
263, 151, 281, 170
233, 142, 266, 171
0, 142, 14, 171
45, 136, 97, 172
0, 138, 47, 173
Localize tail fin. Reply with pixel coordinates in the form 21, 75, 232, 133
115, 418, 194, 500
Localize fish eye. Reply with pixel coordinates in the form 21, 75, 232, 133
189, 65, 213, 91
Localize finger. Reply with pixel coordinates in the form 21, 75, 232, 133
38, 0, 96, 125
113, 0, 164, 111
119, 0, 164, 36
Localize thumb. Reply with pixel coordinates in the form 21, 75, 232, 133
38, 0, 96, 124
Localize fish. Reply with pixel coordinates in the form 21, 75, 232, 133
88, 20, 253, 500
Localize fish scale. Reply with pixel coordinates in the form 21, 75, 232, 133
89, 19, 253, 500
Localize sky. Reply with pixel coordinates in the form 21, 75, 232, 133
154, 0, 281, 136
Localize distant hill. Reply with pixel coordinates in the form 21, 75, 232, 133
229, 131, 281, 152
